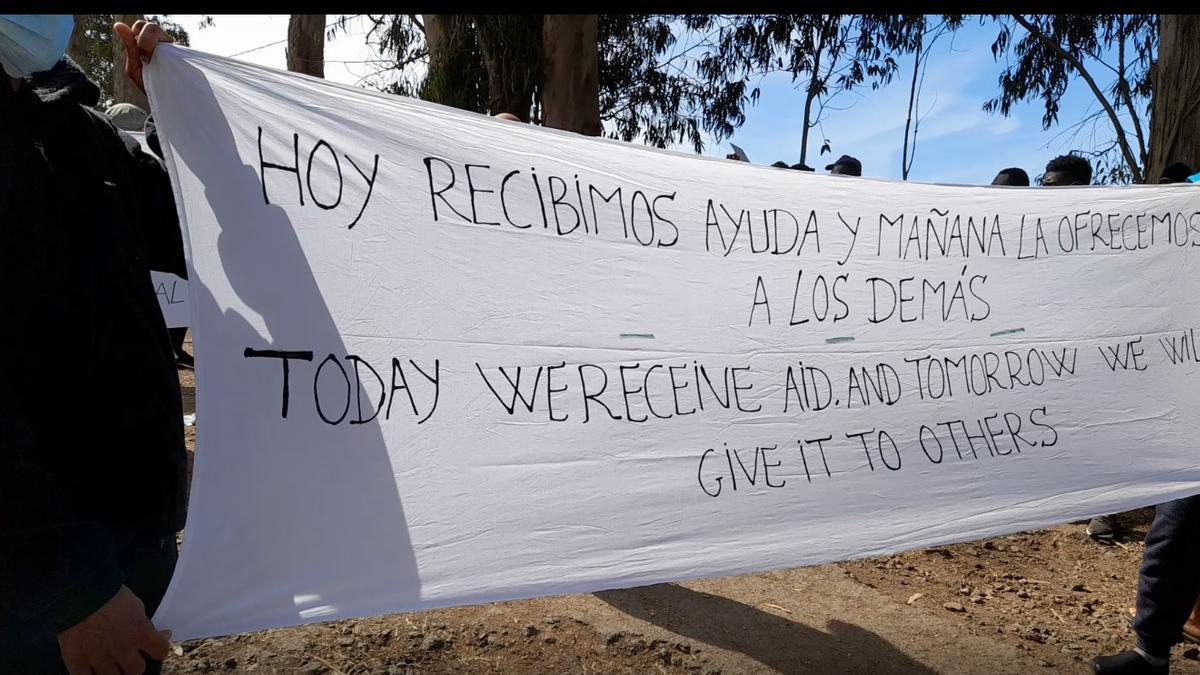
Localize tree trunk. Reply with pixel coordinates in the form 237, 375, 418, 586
901, 33, 922, 180
541, 15, 600, 136
67, 15, 91, 67
799, 89, 816, 167
474, 15, 542, 121
419, 15, 487, 112
1148, 15, 1200, 182
112, 13, 149, 110
286, 15, 326, 77
423, 14, 449, 66
421, 14, 453, 101
798, 22, 830, 168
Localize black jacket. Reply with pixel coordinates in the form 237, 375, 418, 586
118, 116, 187, 280
0, 58, 187, 633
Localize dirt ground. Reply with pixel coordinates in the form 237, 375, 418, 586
170, 347, 1199, 675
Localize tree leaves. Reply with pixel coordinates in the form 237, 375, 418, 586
983, 14, 1157, 183
355, 14, 933, 160
684, 14, 926, 161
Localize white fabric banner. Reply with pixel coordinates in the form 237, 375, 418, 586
151, 270, 190, 328
145, 46, 1200, 641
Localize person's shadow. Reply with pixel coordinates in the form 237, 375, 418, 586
596, 584, 937, 674
152, 52, 421, 638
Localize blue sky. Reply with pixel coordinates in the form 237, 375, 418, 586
711, 20, 1129, 185
173, 15, 1129, 186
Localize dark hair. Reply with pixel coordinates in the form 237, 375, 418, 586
993, 167, 1029, 186
1160, 162, 1194, 184
770, 161, 790, 168
1044, 154, 1092, 184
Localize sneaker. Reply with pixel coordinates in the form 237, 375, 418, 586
1087, 515, 1117, 540
1091, 651, 1167, 674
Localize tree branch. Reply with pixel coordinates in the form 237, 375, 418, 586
1113, 17, 1148, 169
1010, 14, 1143, 182
901, 31, 921, 179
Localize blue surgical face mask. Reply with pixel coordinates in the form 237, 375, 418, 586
0, 15, 74, 79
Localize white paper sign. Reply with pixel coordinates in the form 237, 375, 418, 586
151, 270, 189, 328
145, 46, 1200, 641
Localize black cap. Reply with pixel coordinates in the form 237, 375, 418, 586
825, 154, 862, 176
1160, 162, 1194, 184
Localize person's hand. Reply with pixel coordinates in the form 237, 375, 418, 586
114, 20, 174, 96
57, 585, 172, 675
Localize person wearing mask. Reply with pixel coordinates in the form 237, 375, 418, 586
991, 167, 1030, 186
1040, 153, 1092, 186
0, 16, 183, 675
104, 102, 194, 371
825, 154, 862, 176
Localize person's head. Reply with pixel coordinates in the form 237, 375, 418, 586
790, 163, 814, 172
770, 161, 789, 168
105, 102, 148, 132
825, 154, 862, 176
1159, 162, 1194, 184
1041, 154, 1092, 186
991, 167, 1029, 187
494, 112, 522, 122
0, 15, 74, 88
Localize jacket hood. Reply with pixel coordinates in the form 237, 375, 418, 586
26, 56, 100, 108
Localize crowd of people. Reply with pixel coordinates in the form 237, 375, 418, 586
1, 15, 1198, 675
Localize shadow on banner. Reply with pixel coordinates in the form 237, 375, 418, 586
150, 52, 422, 639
